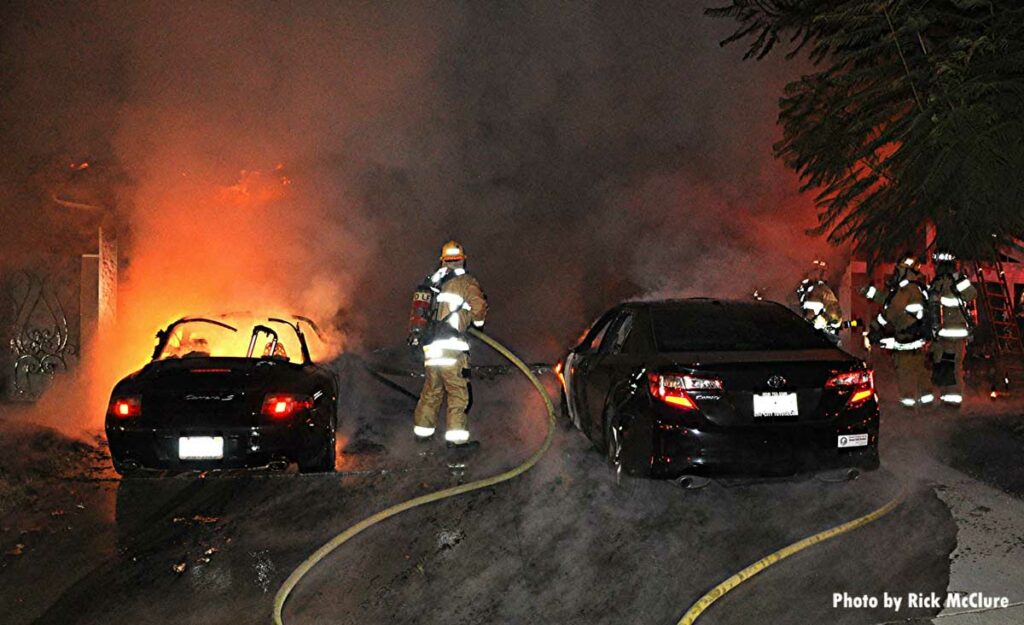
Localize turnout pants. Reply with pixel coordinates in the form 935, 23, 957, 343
931, 338, 965, 404
891, 349, 934, 405
413, 353, 473, 441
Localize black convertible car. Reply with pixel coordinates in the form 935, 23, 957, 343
106, 315, 338, 475
556, 299, 879, 479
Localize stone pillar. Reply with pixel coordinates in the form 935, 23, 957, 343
79, 226, 117, 354
98, 226, 117, 331
80, 253, 99, 351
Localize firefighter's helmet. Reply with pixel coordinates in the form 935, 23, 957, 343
440, 240, 466, 262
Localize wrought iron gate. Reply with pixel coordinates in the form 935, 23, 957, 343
2, 265, 79, 401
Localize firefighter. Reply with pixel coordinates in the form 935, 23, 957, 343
928, 251, 977, 406
862, 253, 934, 408
796, 260, 842, 340
411, 240, 488, 448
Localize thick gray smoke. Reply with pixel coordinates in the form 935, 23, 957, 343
2, 1, 834, 369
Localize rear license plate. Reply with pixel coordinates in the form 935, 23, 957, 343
838, 434, 869, 448
753, 392, 799, 417
179, 436, 224, 460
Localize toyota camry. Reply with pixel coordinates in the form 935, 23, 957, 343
105, 315, 338, 475
556, 299, 879, 479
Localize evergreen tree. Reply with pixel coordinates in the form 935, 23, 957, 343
708, 1, 1024, 261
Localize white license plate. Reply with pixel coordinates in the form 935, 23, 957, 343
178, 436, 224, 460
753, 392, 799, 417
838, 433, 869, 448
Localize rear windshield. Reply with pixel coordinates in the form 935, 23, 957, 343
651, 303, 836, 352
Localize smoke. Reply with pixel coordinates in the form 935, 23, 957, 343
2, 1, 837, 430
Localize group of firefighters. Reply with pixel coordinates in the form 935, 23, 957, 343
406, 240, 981, 451
796, 252, 977, 409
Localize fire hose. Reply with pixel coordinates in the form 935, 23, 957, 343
676, 480, 906, 625
272, 327, 557, 625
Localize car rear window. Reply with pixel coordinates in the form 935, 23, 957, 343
651, 302, 836, 352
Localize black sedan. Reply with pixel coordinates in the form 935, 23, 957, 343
105, 315, 338, 475
556, 299, 879, 479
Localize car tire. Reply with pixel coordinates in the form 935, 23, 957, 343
111, 457, 137, 478
603, 414, 653, 482
604, 417, 625, 483
299, 427, 336, 474
558, 388, 574, 430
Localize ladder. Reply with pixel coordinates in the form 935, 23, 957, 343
969, 258, 1024, 389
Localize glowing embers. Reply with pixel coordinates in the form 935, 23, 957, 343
261, 394, 313, 419
109, 395, 142, 418
647, 372, 722, 410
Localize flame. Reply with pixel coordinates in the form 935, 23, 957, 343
82, 165, 347, 429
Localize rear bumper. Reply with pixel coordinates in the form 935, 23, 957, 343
106, 422, 306, 471
645, 405, 880, 478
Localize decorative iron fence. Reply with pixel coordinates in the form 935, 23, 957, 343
2, 266, 80, 401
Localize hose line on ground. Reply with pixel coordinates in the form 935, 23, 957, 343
677, 481, 906, 625
272, 328, 556, 625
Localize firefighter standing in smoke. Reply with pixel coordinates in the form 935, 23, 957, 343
928, 251, 977, 406
796, 260, 843, 341
408, 241, 488, 448
862, 254, 935, 408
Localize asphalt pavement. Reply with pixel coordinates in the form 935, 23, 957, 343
0, 353, 1021, 625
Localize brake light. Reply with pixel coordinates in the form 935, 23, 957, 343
647, 373, 720, 410
261, 394, 313, 419
109, 396, 142, 418
825, 370, 873, 388
190, 368, 232, 373
826, 370, 875, 406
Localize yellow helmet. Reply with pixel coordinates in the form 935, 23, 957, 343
440, 240, 466, 262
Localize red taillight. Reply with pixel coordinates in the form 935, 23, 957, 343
109, 396, 142, 418
826, 370, 875, 406
261, 394, 313, 419
554, 361, 565, 390
190, 368, 232, 373
825, 370, 873, 389
647, 372, 720, 410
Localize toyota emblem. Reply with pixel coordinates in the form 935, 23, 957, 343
767, 375, 786, 389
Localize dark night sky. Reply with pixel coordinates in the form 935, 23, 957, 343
1, 1, 834, 361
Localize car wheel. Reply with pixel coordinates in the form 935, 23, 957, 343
558, 388, 574, 430
605, 420, 624, 484
299, 427, 337, 474
111, 457, 136, 478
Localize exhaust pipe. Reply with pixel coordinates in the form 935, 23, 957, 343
673, 474, 710, 490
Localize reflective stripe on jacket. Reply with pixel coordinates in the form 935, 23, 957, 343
423, 268, 488, 366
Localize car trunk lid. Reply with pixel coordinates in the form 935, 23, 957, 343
653, 349, 856, 426
136, 358, 285, 427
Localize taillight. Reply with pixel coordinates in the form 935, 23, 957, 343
826, 370, 875, 406
261, 394, 313, 419
554, 361, 566, 390
109, 396, 142, 418
647, 373, 721, 410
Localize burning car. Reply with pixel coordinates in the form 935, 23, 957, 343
557, 299, 879, 479
105, 315, 338, 475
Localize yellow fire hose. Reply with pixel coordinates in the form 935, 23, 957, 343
677, 481, 906, 625
272, 328, 557, 625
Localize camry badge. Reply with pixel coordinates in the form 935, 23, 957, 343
767, 375, 786, 389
